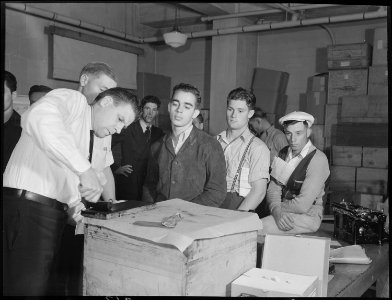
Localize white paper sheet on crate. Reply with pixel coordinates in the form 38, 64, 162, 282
84, 198, 263, 252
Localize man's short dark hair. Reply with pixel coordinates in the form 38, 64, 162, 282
94, 87, 139, 115
171, 83, 202, 109
79, 62, 117, 82
282, 120, 308, 128
141, 95, 161, 109
195, 113, 204, 123
250, 107, 267, 120
227, 87, 256, 110
28, 85, 52, 98
4, 71, 17, 92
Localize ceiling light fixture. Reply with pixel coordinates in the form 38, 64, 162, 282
163, 7, 187, 48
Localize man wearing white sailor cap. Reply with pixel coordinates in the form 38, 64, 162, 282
259, 111, 330, 235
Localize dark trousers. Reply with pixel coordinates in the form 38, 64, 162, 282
115, 170, 145, 201
50, 224, 84, 296
3, 195, 67, 296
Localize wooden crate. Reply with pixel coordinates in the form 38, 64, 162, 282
352, 193, 384, 210
327, 69, 368, 104
83, 199, 260, 296
310, 125, 325, 151
306, 92, 326, 124
330, 166, 356, 192
368, 65, 388, 96
372, 27, 388, 66
332, 145, 362, 167
333, 123, 388, 147
362, 147, 388, 169
356, 167, 388, 195
340, 95, 388, 120
307, 74, 328, 92
327, 43, 371, 70
324, 104, 339, 138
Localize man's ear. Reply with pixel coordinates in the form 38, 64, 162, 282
79, 74, 89, 87
306, 127, 312, 138
192, 109, 200, 120
167, 102, 171, 114
11, 91, 17, 102
99, 96, 113, 107
248, 109, 255, 119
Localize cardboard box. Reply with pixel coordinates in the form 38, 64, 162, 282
231, 268, 318, 297
356, 167, 388, 195
353, 193, 384, 210
327, 43, 372, 70
310, 125, 325, 151
332, 145, 362, 167
340, 95, 388, 120
372, 27, 388, 66
362, 147, 388, 169
330, 166, 356, 192
253, 89, 287, 114
368, 65, 388, 95
327, 69, 368, 104
306, 91, 326, 124
333, 123, 388, 147
261, 234, 330, 297
252, 67, 289, 93
307, 73, 328, 92
83, 199, 261, 296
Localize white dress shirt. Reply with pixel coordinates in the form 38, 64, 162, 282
3, 88, 93, 207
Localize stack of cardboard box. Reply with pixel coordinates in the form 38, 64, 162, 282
251, 67, 289, 127
325, 27, 388, 212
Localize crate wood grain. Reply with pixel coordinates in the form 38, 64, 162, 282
324, 104, 340, 138
356, 168, 388, 195
330, 166, 356, 192
373, 27, 388, 66
362, 147, 388, 169
327, 69, 368, 104
327, 43, 371, 61
340, 95, 388, 119
83, 225, 257, 296
368, 65, 388, 96
332, 145, 362, 167
353, 193, 384, 210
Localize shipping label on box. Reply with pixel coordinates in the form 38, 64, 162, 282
330, 166, 356, 192
373, 27, 388, 66
368, 65, 388, 96
356, 168, 388, 195
332, 145, 362, 167
362, 147, 388, 169
261, 234, 330, 297
231, 268, 318, 297
327, 69, 368, 104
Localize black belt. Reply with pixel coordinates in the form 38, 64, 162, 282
3, 187, 68, 211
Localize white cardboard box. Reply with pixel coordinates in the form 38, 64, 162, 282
262, 234, 330, 297
231, 268, 318, 297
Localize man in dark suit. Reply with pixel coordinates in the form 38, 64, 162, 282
112, 95, 165, 200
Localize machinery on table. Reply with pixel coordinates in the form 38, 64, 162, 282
81, 200, 151, 219
331, 200, 388, 245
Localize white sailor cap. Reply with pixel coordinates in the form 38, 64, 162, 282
279, 111, 315, 128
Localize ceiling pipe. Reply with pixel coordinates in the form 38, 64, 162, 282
201, 4, 342, 22
5, 3, 144, 44
142, 8, 387, 43
272, 3, 296, 15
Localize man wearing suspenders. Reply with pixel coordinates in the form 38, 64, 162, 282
260, 111, 330, 234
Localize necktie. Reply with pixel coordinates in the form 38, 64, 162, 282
88, 130, 94, 162
145, 126, 151, 142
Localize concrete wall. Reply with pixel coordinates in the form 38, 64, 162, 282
256, 19, 387, 113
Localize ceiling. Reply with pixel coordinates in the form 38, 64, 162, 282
138, 3, 384, 33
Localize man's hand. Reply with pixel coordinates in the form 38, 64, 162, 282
79, 167, 103, 203
272, 209, 295, 231
66, 202, 86, 226
114, 165, 133, 177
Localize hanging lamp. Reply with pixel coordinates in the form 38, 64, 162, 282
163, 7, 187, 48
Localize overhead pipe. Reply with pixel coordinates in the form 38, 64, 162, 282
5, 2, 144, 44
272, 3, 297, 15
142, 8, 387, 43
201, 4, 342, 22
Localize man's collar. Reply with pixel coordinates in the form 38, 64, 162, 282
218, 127, 253, 144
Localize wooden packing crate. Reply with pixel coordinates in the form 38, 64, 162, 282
310, 125, 325, 151
352, 193, 384, 211
83, 199, 261, 296
252, 67, 290, 93
332, 123, 388, 147
368, 65, 388, 96
327, 69, 368, 104
356, 167, 388, 195
328, 190, 359, 205
307, 74, 328, 92
340, 95, 388, 120
330, 166, 356, 192
327, 43, 372, 70
362, 147, 388, 169
306, 92, 326, 124
372, 27, 388, 66
324, 104, 340, 138
253, 89, 287, 114
332, 145, 362, 167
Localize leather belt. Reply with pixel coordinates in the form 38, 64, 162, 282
3, 187, 68, 211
